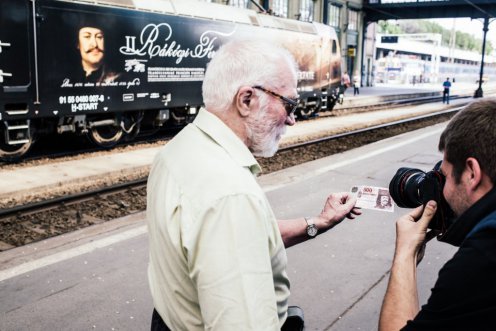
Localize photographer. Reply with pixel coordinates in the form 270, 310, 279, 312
379, 98, 496, 330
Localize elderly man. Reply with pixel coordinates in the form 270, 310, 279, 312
379, 98, 496, 330
147, 40, 360, 330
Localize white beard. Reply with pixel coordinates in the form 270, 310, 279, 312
246, 102, 286, 158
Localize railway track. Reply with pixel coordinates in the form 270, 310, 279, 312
0, 107, 461, 250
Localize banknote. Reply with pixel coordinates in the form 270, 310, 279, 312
351, 186, 395, 212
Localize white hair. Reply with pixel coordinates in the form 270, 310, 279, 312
202, 39, 298, 112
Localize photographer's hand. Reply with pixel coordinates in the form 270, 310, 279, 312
379, 200, 437, 331
395, 200, 437, 263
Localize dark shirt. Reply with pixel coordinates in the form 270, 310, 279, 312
85, 66, 105, 83
402, 188, 496, 331
443, 81, 451, 90
73, 65, 119, 84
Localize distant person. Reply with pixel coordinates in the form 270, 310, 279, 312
353, 73, 360, 96
442, 77, 451, 104
147, 40, 362, 331
342, 71, 351, 92
379, 98, 496, 330
76, 24, 119, 83
375, 190, 392, 210
412, 75, 416, 86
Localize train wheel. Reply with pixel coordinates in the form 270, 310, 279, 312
298, 107, 315, 120
0, 141, 32, 161
327, 97, 337, 111
88, 124, 123, 148
0, 134, 33, 162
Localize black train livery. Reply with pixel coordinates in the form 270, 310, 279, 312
0, 0, 343, 161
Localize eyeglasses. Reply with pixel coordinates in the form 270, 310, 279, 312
253, 85, 299, 117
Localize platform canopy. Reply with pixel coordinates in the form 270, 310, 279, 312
363, 0, 496, 22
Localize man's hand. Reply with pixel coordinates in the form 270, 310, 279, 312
379, 200, 438, 331
315, 192, 362, 232
395, 200, 438, 264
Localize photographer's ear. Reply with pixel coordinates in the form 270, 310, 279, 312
465, 157, 482, 190
465, 157, 493, 196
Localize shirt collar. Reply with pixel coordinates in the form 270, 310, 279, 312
193, 109, 261, 176
438, 187, 496, 246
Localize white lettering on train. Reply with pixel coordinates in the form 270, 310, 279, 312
119, 23, 236, 64
71, 103, 98, 112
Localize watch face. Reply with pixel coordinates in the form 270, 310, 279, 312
307, 224, 318, 237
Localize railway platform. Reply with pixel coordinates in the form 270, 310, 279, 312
0, 122, 459, 331
1, 82, 494, 330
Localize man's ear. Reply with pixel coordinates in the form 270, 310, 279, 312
235, 86, 255, 117
465, 157, 482, 191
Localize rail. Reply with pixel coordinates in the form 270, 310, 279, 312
0, 178, 147, 219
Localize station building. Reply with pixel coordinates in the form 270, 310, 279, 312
375, 33, 496, 84
205, 0, 373, 87
206, 0, 495, 89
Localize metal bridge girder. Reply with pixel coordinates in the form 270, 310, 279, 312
363, 0, 496, 22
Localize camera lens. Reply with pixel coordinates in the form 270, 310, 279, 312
389, 167, 427, 208
389, 161, 454, 233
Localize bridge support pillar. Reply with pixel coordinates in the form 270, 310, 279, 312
474, 17, 489, 98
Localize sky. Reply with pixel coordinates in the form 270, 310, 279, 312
431, 18, 496, 49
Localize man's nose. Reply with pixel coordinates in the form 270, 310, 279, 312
285, 114, 296, 126
89, 36, 97, 47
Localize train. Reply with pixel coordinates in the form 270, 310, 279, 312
0, 0, 343, 161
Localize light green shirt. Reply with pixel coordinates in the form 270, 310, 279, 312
147, 109, 290, 331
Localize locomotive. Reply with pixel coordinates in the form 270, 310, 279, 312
0, 0, 343, 161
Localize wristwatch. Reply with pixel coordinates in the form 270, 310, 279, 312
304, 217, 318, 238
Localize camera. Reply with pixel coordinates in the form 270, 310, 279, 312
389, 161, 454, 233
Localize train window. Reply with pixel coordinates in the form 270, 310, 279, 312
332, 40, 337, 54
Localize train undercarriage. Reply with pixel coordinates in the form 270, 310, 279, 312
0, 107, 197, 161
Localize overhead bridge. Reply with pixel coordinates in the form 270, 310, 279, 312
363, 0, 496, 21
362, 0, 496, 97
